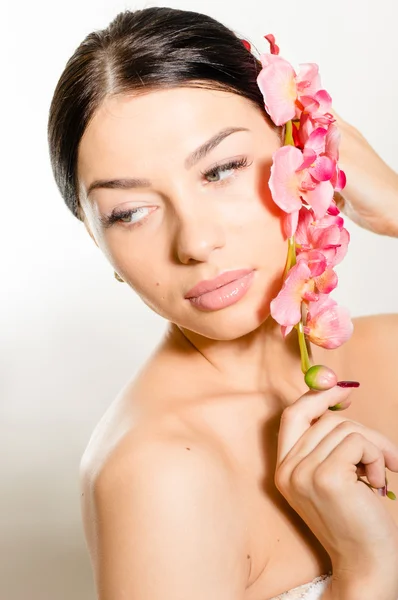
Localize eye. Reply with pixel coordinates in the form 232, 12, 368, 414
202, 157, 250, 185
100, 206, 153, 229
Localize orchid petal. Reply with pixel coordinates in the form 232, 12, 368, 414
299, 95, 320, 114
283, 210, 299, 237
314, 267, 338, 294
296, 63, 322, 95
258, 52, 287, 69
298, 250, 327, 277
305, 127, 327, 154
295, 206, 313, 245
298, 113, 317, 146
303, 290, 319, 302
269, 146, 305, 212
314, 89, 333, 112
270, 261, 312, 326
306, 299, 354, 349
297, 148, 317, 171
333, 168, 347, 192
281, 324, 294, 338
310, 155, 335, 182
332, 227, 350, 265
305, 180, 335, 219
264, 33, 280, 55
257, 58, 297, 125
325, 123, 340, 161
327, 200, 341, 216
300, 171, 318, 191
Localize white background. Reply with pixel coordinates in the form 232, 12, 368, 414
2, 0, 397, 598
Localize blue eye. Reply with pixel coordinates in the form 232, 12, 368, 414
202, 157, 250, 185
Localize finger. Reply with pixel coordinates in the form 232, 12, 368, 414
316, 433, 387, 491
295, 429, 387, 490
285, 415, 398, 474
277, 386, 354, 464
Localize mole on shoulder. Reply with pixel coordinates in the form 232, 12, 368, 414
185, 447, 191, 450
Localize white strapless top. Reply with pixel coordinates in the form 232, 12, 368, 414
268, 572, 332, 599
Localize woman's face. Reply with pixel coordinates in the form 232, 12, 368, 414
77, 86, 287, 340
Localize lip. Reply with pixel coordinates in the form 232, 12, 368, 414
184, 268, 254, 299
185, 269, 255, 312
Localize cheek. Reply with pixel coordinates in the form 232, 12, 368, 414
228, 184, 286, 256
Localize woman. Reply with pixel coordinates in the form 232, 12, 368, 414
47, 7, 398, 599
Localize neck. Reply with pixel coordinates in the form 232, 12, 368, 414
168, 317, 316, 408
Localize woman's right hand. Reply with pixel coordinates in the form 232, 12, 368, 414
275, 385, 398, 599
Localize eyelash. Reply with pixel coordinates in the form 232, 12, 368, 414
201, 156, 250, 184
101, 156, 250, 228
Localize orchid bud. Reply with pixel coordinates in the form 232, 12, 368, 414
304, 364, 338, 390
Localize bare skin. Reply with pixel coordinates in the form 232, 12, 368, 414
76, 86, 398, 598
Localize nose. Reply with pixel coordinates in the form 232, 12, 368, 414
173, 204, 226, 264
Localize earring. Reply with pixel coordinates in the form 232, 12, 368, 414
114, 271, 124, 282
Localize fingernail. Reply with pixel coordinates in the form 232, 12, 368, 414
337, 381, 360, 388
377, 486, 387, 496
329, 401, 351, 411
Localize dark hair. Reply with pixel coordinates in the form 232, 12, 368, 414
48, 6, 275, 222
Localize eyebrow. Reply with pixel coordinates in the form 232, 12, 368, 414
86, 126, 250, 197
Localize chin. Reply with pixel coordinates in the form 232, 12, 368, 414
175, 286, 278, 342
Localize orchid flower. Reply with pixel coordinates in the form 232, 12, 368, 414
256, 38, 354, 384
304, 295, 354, 349
236, 34, 398, 507
251, 33, 395, 499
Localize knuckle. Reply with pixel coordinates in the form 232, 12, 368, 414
313, 463, 335, 492
290, 463, 310, 494
342, 431, 364, 445
274, 465, 289, 493
280, 405, 295, 425
334, 419, 356, 434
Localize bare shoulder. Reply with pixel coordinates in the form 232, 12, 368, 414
350, 313, 398, 348
80, 421, 250, 600
343, 313, 398, 384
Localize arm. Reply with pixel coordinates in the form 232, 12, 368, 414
332, 111, 398, 237
82, 434, 250, 600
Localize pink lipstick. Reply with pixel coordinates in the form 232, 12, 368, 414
185, 269, 255, 311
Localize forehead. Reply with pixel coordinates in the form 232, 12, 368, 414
77, 87, 262, 178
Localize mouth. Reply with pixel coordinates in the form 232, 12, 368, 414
185, 269, 255, 311
184, 268, 254, 299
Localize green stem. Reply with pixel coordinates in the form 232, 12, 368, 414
284, 120, 295, 146
297, 320, 311, 374
301, 301, 314, 366
283, 236, 297, 279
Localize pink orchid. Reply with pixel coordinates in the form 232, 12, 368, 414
304, 295, 354, 349
269, 145, 335, 230
264, 34, 280, 55
270, 251, 337, 330
256, 35, 393, 497
297, 250, 338, 293
256, 52, 324, 126
270, 260, 314, 329
298, 90, 334, 124
299, 127, 335, 183
295, 207, 350, 267
300, 124, 347, 192
256, 54, 298, 125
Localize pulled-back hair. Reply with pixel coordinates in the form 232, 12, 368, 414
47, 6, 275, 222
